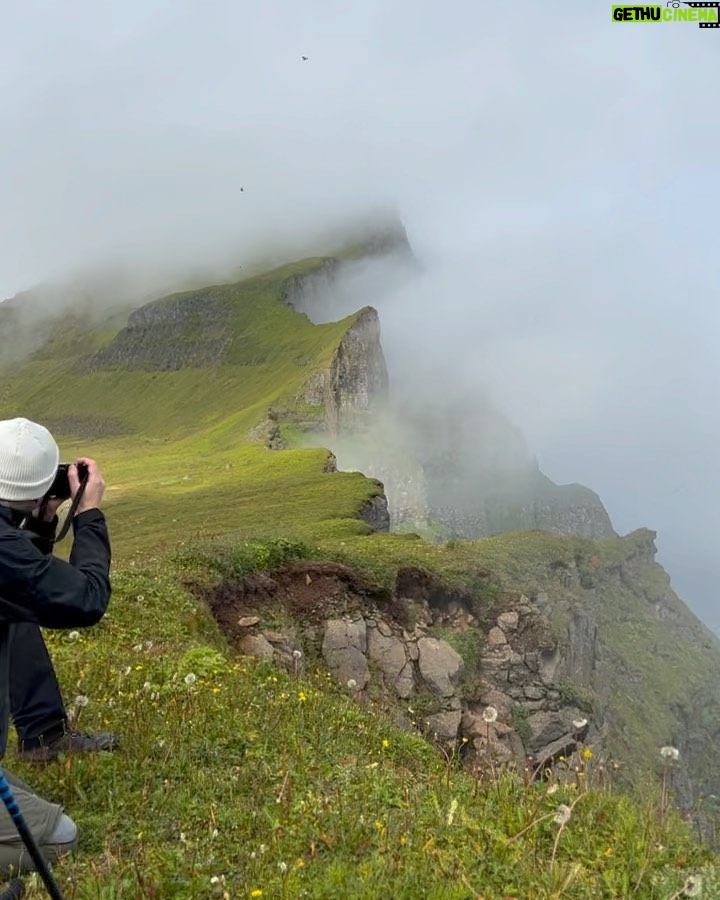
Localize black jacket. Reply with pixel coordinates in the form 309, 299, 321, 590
0, 505, 112, 754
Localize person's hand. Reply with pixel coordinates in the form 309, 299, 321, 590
70, 457, 105, 514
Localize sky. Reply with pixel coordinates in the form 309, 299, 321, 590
1, 1, 718, 627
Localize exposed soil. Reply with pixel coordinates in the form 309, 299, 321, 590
199, 561, 391, 642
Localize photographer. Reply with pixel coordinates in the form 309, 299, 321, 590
0, 417, 112, 873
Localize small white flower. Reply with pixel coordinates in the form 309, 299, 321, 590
278, 861, 288, 874
136, 595, 145, 602
132, 643, 143, 653
210, 875, 223, 884
482, 706, 498, 723
143, 681, 152, 691
184, 673, 197, 685
572, 718, 588, 731
74, 695, 89, 708
547, 784, 559, 796
211, 828, 219, 840
660, 746, 680, 761
553, 804, 572, 826
68, 631, 80, 641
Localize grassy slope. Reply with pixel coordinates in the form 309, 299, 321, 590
1, 259, 718, 896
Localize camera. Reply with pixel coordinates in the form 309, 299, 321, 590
45, 463, 89, 501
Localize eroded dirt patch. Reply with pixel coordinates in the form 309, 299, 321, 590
200, 561, 390, 643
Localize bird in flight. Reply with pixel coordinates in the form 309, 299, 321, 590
302, 55, 308, 61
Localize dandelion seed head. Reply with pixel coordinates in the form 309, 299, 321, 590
660, 746, 680, 761
68, 631, 80, 641
132, 643, 143, 653
184, 673, 197, 685
573, 718, 588, 731
74, 695, 89, 708
278, 861, 288, 874
347, 678, 357, 690
292, 649, 302, 659
553, 804, 572, 826
482, 706, 498, 723
682, 875, 702, 897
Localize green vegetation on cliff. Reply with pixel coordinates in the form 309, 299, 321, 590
1, 255, 719, 897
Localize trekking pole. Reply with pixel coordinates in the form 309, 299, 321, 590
0, 770, 63, 900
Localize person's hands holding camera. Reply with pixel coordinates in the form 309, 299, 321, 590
69, 457, 105, 515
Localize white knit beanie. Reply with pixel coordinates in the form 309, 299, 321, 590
0, 418, 60, 501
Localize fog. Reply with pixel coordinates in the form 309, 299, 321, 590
1, 2, 718, 628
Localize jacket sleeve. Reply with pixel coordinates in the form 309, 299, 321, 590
0, 509, 111, 628
20, 515, 59, 556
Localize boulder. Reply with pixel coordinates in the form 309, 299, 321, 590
417, 637, 464, 697
322, 619, 369, 688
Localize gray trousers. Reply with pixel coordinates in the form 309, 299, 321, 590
0, 770, 75, 874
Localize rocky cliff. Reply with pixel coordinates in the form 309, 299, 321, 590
204, 526, 720, 833
296, 306, 389, 438
279, 257, 615, 542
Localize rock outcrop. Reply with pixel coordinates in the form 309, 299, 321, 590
297, 307, 389, 437
203, 528, 720, 823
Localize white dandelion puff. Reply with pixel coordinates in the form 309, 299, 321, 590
68, 631, 80, 641
482, 706, 498, 723
553, 804, 572, 826
346, 679, 357, 690
681, 875, 702, 897
73, 695, 89, 708
660, 746, 680, 761
572, 718, 588, 731
184, 673, 197, 685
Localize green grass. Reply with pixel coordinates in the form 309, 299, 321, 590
11, 563, 716, 899
1, 254, 719, 895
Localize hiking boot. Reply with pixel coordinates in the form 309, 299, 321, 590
18, 729, 120, 763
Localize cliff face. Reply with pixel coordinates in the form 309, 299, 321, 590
82, 289, 231, 371
297, 306, 389, 438
206, 527, 720, 830
281, 260, 615, 541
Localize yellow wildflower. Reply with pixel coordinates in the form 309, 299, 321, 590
298, 692, 307, 702
583, 747, 593, 759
